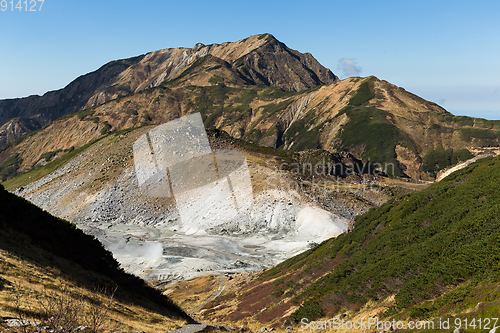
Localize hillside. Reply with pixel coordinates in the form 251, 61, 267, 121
0, 183, 190, 331
0, 126, 418, 283
199, 156, 500, 331
0, 34, 335, 147
1, 69, 499, 182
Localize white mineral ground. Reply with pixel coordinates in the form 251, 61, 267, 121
17, 145, 351, 282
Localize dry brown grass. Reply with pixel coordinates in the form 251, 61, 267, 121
162, 275, 219, 314
0, 248, 187, 332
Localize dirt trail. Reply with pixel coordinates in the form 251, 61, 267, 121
189, 273, 225, 315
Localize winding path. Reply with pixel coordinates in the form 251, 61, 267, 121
188, 272, 225, 315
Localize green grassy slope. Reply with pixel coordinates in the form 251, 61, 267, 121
218, 156, 500, 326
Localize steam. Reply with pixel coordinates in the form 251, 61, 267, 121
134, 241, 164, 261
105, 239, 164, 262
295, 206, 347, 241
338, 58, 362, 78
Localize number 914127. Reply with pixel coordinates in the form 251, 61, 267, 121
1, 0, 44, 11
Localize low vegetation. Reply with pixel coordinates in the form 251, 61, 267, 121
290, 156, 500, 319
347, 79, 375, 107
335, 106, 415, 175
422, 147, 474, 176
0, 153, 22, 181
218, 156, 500, 325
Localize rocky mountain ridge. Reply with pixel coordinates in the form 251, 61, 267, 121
0, 34, 335, 147
2, 34, 499, 182
2, 71, 499, 182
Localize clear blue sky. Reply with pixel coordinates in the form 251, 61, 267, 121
1, 0, 499, 119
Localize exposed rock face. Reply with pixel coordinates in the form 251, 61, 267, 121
395, 145, 422, 179
234, 36, 336, 91
0, 34, 336, 147
0, 117, 43, 147
0, 57, 142, 144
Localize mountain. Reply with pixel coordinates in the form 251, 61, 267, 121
0, 182, 190, 331
1, 34, 499, 182
1, 69, 499, 182
2, 33, 499, 330
0, 34, 336, 147
199, 156, 500, 328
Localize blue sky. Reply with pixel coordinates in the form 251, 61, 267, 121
0, 0, 499, 119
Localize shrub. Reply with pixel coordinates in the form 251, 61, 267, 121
348, 80, 375, 107
208, 76, 224, 85
422, 147, 474, 175
100, 121, 111, 135
0, 153, 22, 179
459, 128, 498, 143
76, 109, 95, 121
290, 300, 323, 322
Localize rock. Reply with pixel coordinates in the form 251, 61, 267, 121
239, 327, 250, 332
286, 326, 293, 330
5, 319, 40, 327
260, 328, 267, 332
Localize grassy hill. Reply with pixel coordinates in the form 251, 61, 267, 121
0, 183, 191, 331
201, 156, 500, 330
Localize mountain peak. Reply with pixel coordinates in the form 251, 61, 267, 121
0, 34, 336, 147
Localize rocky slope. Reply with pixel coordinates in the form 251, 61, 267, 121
0, 34, 336, 147
7, 127, 410, 282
